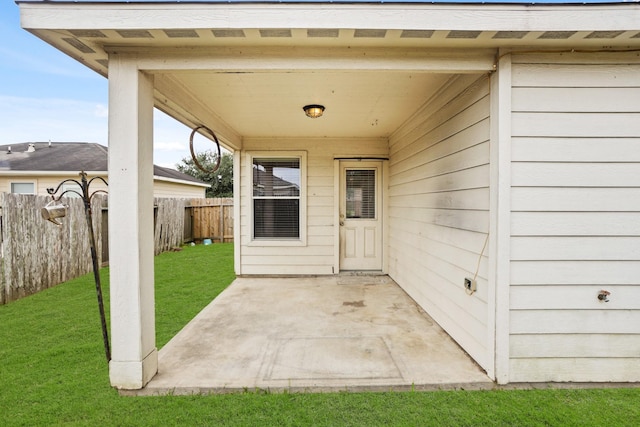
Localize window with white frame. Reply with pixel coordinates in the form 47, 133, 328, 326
10, 182, 35, 194
60, 182, 83, 198
252, 156, 302, 239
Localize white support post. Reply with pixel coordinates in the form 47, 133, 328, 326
233, 149, 241, 276
107, 52, 158, 389
488, 50, 512, 385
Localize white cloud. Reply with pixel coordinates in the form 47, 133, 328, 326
153, 111, 192, 167
154, 141, 186, 151
0, 46, 98, 80
94, 104, 108, 118
0, 95, 108, 144
0, 95, 194, 168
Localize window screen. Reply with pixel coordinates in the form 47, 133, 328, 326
346, 169, 375, 219
253, 158, 300, 238
10, 182, 34, 194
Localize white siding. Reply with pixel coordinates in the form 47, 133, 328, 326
239, 138, 387, 275
151, 180, 206, 198
0, 175, 109, 197
388, 74, 491, 371
0, 175, 204, 198
509, 52, 640, 382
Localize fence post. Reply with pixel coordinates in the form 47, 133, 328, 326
0, 194, 5, 305
218, 198, 223, 242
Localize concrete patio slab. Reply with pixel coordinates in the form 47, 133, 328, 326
136, 275, 493, 394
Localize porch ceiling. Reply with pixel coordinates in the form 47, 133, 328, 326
164, 71, 453, 139
19, 2, 640, 148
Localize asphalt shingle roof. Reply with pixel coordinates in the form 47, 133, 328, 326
0, 142, 207, 185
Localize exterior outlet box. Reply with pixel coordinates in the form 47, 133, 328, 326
464, 277, 477, 292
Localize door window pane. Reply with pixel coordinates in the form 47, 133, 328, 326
346, 170, 375, 219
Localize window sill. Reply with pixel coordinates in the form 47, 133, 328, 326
248, 239, 306, 247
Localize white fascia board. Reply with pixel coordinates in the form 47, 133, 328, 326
152, 175, 211, 188
0, 170, 208, 187
19, 3, 640, 33
124, 46, 497, 73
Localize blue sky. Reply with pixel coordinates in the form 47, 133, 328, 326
0, 1, 193, 169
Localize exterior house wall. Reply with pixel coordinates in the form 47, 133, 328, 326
239, 138, 388, 275
508, 52, 640, 382
151, 179, 206, 198
0, 174, 204, 198
387, 74, 491, 370
0, 174, 109, 196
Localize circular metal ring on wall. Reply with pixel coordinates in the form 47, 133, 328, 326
189, 125, 221, 174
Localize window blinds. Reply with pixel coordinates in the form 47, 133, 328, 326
345, 169, 376, 219
253, 158, 301, 238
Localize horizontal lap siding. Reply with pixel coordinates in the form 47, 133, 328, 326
240, 138, 387, 275
509, 53, 640, 382
0, 175, 202, 198
152, 181, 206, 198
0, 175, 108, 197
388, 74, 491, 370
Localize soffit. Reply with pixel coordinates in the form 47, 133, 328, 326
19, 2, 640, 144
31, 26, 640, 78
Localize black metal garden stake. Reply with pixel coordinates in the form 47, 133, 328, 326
44, 171, 110, 362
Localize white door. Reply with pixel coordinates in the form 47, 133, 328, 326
339, 161, 382, 271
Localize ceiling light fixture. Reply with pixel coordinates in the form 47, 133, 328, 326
303, 104, 325, 119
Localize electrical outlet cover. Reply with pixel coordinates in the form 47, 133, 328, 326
464, 277, 477, 292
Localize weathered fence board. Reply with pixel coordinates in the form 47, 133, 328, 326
154, 197, 186, 255
0, 194, 234, 305
0, 193, 103, 305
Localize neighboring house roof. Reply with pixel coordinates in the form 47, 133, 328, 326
0, 142, 209, 187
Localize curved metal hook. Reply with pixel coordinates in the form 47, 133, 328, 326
87, 176, 109, 188
47, 179, 83, 201
58, 189, 84, 200
189, 125, 221, 174
88, 189, 109, 203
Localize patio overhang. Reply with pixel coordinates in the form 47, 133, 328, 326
19, 1, 640, 151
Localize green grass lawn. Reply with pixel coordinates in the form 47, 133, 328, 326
1, 243, 639, 426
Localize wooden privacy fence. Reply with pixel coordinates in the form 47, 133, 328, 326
0, 193, 104, 305
155, 198, 187, 255
187, 198, 234, 243
0, 194, 234, 305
